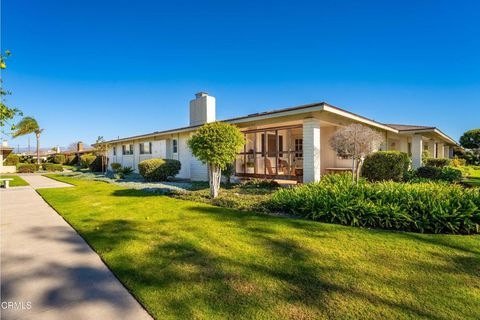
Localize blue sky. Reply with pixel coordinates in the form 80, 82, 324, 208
2, 0, 479, 149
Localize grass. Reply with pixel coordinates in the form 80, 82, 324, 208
38, 174, 480, 319
463, 166, 480, 187
0, 175, 29, 187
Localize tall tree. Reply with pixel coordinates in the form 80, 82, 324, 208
188, 122, 244, 198
459, 128, 480, 165
1, 50, 22, 132
329, 124, 384, 183
13, 117, 43, 164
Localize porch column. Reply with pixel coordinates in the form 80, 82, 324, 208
427, 140, 435, 159
412, 134, 423, 169
437, 143, 445, 159
303, 118, 321, 183
444, 145, 450, 159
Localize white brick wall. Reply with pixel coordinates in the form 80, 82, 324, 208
303, 118, 321, 183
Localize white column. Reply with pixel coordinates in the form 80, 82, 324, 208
412, 134, 423, 169
437, 143, 445, 159
303, 118, 321, 183
444, 145, 450, 159
427, 140, 435, 158
399, 138, 409, 153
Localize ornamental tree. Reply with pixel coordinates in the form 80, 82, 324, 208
188, 122, 244, 198
329, 123, 384, 183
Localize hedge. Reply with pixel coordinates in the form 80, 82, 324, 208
16, 163, 40, 173
138, 158, 181, 181
425, 158, 450, 168
66, 155, 77, 165
4, 154, 20, 166
415, 166, 463, 183
111, 162, 122, 171
267, 173, 480, 234
43, 163, 63, 172
362, 151, 410, 182
53, 154, 66, 164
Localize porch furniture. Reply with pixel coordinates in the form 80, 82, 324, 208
0, 178, 13, 189
325, 168, 352, 175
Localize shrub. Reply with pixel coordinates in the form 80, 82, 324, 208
451, 157, 466, 167
415, 166, 463, 183
4, 154, 20, 166
267, 173, 480, 234
138, 158, 181, 181
80, 154, 96, 168
43, 163, 63, 172
439, 167, 463, 183
243, 178, 280, 189
16, 163, 39, 173
222, 163, 235, 184
111, 162, 122, 171
116, 166, 133, 179
53, 154, 66, 164
425, 158, 450, 168
19, 155, 34, 163
362, 151, 410, 182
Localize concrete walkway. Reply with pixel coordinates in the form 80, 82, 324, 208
17, 174, 74, 189
1, 176, 152, 320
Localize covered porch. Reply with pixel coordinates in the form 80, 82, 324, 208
234, 118, 354, 183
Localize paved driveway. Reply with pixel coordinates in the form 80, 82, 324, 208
0, 176, 152, 320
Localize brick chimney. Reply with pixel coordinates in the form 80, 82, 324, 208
77, 142, 84, 152
189, 92, 216, 126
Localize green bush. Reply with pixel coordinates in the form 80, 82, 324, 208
53, 154, 66, 164
243, 178, 280, 189
80, 154, 96, 168
362, 151, 410, 182
19, 155, 34, 163
415, 166, 463, 183
16, 163, 39, 173
451, 157, 467, 167
43, 163, 63, 172
111, 162, 122, 171
267, 173, 480, 234
425, 158, 450, 168
138, 158, 181, 181
4, 154, 20, 166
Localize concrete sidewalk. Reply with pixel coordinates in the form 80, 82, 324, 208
17, 174, 74, 189
0, 177, 152, 320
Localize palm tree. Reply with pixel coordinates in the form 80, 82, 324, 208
13, 117, 43, 164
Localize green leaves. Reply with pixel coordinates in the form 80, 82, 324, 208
188, 122, 245, 170
268, 173, 480, 234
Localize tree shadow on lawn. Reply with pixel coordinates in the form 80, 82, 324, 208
73, 212, 455, 319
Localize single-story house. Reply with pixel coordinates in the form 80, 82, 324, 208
103, 92, 457, 183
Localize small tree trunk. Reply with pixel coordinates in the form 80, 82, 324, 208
356, 158, 363, 184
209, 164, 221, 198
36, 133, 40, 165
351, 157, 356, 184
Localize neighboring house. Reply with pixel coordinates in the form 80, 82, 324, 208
0, 140, 15, 173
104, 92, 457, 183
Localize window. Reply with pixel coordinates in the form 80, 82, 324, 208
140, 142, 152, 154
172, 139, 178, 153
122, 144, 133, 155
294, 138, 303, 158
113, 146, 116, 156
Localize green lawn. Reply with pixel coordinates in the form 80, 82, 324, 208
0, 175, 29, 187
38, 174, 480, 320
464, 166, 480, 187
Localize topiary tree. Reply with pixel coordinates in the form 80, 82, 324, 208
188, 122, 244, 198
329, 124, 384, 183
